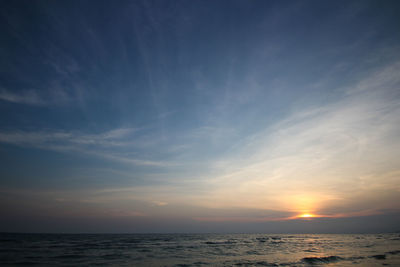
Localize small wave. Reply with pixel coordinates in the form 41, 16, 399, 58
76, 243, 100, 249
246, 250, 261, 255
138, 248, 151, 252
256, 237, 269, 242
301, 256, 342, 264
12, 261, 39, 265
101, 254, 125, 260
192, 261, 210, 265
233, 261, 278, 266
371, 254, 386, 260
270, 236, 281, 240
204, 240, 235, 245
125, 239, 141, 244
387, 250, 400, 255
53, 254, 86, 259
303, 249, 318, 252
48, 245, 65, 248
256, 262, 278, 266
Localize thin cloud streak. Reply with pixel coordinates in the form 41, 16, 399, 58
0, 89, 45, 105
0, 128, 171, 167
0, 86, 74, 106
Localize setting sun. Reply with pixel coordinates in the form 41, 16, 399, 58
298, 213, 315, 218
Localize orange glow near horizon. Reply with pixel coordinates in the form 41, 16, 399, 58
298, 213, 315, 218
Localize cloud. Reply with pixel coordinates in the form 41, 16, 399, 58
0, 85, 74, 106
1, 58, 399, 221
0, 89, 45, 105
0, 127, 170, 167
194, 60, 400, 217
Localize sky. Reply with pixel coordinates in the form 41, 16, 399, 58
0, 0, 400, 233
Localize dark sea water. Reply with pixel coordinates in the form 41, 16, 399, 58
1, 233, 400, 266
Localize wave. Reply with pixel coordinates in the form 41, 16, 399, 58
301, 256, 343, 264
52, 254, 86, 259
204, 240, 236, 245
231, 260, 278, 266
371, 254, 386, 260
303, 249, 318, 252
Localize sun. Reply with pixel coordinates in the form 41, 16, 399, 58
288, 213, 320, 220
298, 213, 315, 218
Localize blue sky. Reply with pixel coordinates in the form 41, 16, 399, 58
1, 0, 400, 233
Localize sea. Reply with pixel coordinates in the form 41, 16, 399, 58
1, 233, 400, 266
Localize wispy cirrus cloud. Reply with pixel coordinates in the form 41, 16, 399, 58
0, 89, 46, 105
2, 60, 399, 220
191, 60, 400, 218
0, 127, 170, 167
0, 85, 75, 106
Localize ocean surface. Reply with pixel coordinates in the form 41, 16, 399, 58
1, 233, 400, 266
